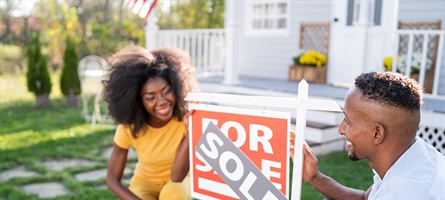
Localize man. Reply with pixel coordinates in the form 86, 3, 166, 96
292, 71, 444, 199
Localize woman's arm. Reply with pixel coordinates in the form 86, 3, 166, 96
170, 110, 193, 182
171, 134, 190, 182
106, 144, 140, 200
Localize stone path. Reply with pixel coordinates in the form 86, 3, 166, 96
0, 146, 137, 198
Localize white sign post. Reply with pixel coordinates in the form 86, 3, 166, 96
185, 80, 342, 200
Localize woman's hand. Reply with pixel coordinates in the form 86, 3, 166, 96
182, 110, 194, 140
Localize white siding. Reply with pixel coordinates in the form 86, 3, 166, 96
236, 1, 332, 80
399, 0, 445, 95
398, 0, 445, 29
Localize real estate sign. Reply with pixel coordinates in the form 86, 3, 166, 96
189, 104, 290, 200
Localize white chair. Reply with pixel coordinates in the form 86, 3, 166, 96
78, 55, 109, 128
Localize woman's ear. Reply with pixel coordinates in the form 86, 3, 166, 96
374, 124, 385, 145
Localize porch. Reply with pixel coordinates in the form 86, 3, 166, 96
198, 75, 444, 113
148, 28, 445, 155
151, 28, 445, 100
197, 75, 445, 155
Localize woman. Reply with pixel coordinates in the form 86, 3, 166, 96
104, 45, 199, 200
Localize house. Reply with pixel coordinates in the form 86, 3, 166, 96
145, 0, 444, 155
147, 0, 444, 97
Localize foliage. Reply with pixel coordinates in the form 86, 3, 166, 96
25, 32, 52, 95
60, 37, 81, 95
0, 0, 30, 45
37, 1, 81, 70
2, 0, 223, 75
2, 0, 144, 73
157, 0, 225, 29
293, 50, 327, 67
383, 52, 432, 74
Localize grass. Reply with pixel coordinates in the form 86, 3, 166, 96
0, 74, 372, 199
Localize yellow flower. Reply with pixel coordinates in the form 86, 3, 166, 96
299, 50, 327, 67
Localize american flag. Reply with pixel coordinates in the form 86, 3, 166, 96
125, 0, 158, 20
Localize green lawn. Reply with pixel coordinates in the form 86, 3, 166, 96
0, 74, 372, 199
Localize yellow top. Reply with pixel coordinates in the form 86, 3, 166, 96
114, 118, 186, 183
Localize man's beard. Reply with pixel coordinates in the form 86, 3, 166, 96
348, 151, 359, 161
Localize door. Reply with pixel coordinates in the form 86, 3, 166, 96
328, 0, 368, 86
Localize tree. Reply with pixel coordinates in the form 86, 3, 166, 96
26, 32, 52, 107
0, 0, 14, 43
157, 0, 225, 30
60, 37, 81, 106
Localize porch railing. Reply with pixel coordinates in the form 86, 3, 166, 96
388, 30, 445, 99
155, 29, 226, 77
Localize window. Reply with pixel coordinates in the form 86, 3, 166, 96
245, 1, 290, 36
347, 0, 382, 26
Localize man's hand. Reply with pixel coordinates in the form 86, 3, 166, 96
302, 141, 320, 183
289, 130, 320, 183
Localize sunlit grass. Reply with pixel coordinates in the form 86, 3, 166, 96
0, 73, 63, 105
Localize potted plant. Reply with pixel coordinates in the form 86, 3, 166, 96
383, 52, 432, 79
60, 37, 81, 107
26, 32, 52, 107
289, 49, 327, 83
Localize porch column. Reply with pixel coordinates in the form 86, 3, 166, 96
145, 9, 158, 50
223, 0, 240, 85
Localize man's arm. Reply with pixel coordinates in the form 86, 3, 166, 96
290, 131, 368, 200
302, 142, 367, 200
307, 172, 367, 200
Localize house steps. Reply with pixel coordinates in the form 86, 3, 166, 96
291, 110, 346, 156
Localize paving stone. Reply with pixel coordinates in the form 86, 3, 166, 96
94, 178, 131, 190
122, 177, 131, 185
20, 182, 70, 198
101, 146, 137, 159
95, 184, 108, 190
0, 166, 38, 182
75, 167, 132, 182
42, 158, 101, 171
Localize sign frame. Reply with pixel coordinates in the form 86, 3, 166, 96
185, 80, 342, 200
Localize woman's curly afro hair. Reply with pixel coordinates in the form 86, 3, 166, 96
102, 45, 199, 138
354, 71, 423, 111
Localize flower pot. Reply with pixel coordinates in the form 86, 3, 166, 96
35, 94, 50, 107
66, 94, 80, 107
288, 64, 327, 83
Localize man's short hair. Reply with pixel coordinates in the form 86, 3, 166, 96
354, 72, 423, 110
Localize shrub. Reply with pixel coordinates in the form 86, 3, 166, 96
60, 37, 81, 95
26, 32, 52, 95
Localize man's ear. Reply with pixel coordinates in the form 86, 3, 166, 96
374, 124, 385, 145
